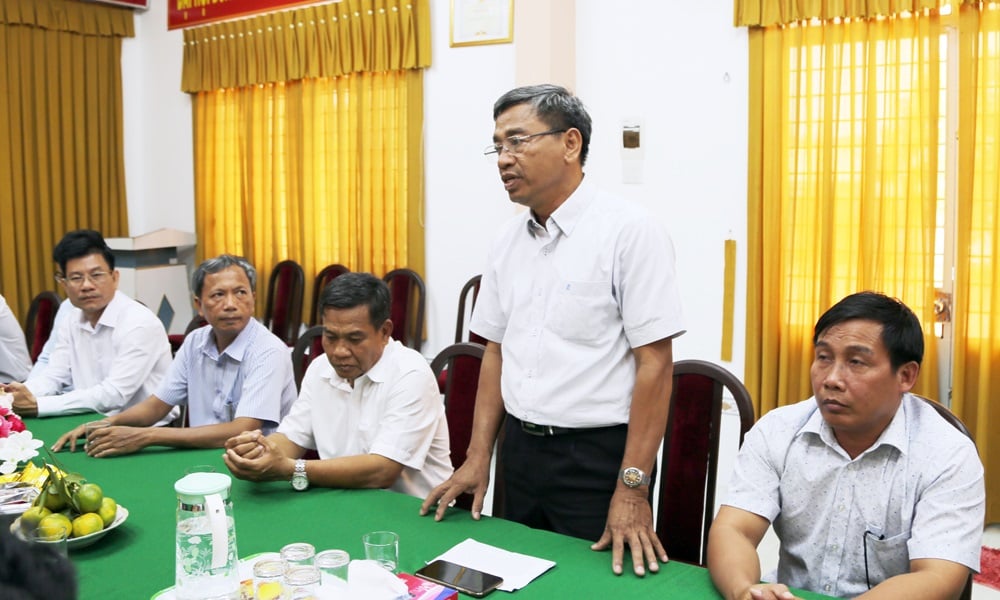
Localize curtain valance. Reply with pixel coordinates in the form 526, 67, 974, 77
0, 0, 133, 37
181, 0, 430, 93
733, 0, 981, 27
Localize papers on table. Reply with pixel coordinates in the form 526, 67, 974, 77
430, 537, 556, 592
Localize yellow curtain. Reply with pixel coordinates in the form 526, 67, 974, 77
746, 13, 942, 417
193, 70, 424, 321
181, 0, 430, 92
954, 2, 1000, 523
735, 0, 961, 27
0, 0, 133, 327
186, 0, 428, 323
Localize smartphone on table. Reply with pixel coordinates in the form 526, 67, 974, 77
414, 559, 504, 598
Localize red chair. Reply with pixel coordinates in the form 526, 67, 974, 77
431, 342, 501, 514
383, 268, 425, 352
655, 359, 754, 566
311, 264, 350, 325
454, 274, 486, 345
167, 314, 210, 356
24, 291, 61, 363
291, 325, 325, 392
263, 260, 305, 346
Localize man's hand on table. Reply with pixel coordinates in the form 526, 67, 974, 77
51, 422, 89, 452
591, 486, 668, 576
3, 382, 38, 417
740, 583, 801, 600
419, 454, 491, 520
223, 429, 292, 482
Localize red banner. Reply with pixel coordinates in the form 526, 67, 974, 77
167, 0, 324, 30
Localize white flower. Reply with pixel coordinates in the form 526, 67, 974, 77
0, 431, 43, 475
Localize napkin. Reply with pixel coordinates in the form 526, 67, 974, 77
344, 559, 409, 600
431, 538, 556, 592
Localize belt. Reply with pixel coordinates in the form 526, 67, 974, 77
514, 417, 625, 437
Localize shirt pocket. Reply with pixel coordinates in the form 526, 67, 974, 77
866, 530, 911, 584
548, 280, 617, 344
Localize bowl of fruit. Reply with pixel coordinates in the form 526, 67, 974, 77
10, 464, 126, 550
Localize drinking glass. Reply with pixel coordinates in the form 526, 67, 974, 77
26, 522, 69, 557
284, 564, 321, 600
280, 542, 316, 567
315, 549, 350, 588
362, 531, 399, 572
253, 558, 288, 600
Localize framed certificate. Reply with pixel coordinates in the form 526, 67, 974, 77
450, 0, 514, 47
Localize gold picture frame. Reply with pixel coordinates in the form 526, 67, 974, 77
450, 0, 514, 47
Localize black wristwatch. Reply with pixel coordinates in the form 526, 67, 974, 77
620, 467, 651, 488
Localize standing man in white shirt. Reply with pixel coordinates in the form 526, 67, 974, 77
0, 294, 31, 383
421, 85, 685, 577
223, 272, 452, 499
51, 254, 298, 456
3, 230, 172, 418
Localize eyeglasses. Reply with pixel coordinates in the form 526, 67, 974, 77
483, 129, 567, 158
56, 271, 111, 288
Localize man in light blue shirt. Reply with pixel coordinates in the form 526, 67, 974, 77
52, 255, 297, 456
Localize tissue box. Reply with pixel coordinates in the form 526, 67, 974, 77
398, 573, 458, 600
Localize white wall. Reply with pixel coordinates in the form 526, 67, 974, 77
121, 1, 749, 373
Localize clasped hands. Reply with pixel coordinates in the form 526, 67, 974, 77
222, 429, 290, 481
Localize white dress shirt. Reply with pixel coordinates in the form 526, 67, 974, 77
0, 294, 31, 383
26, 291, 173, 418
470, 177, 686, 428
158, 318, 296, 431
725, 394, 985, 598
278, 340, 453, 499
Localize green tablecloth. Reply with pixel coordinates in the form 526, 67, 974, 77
21, 414, 836, 599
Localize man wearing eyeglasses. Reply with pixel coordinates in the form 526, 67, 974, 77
422, 85, 685, 577
707, 292, 984, 600
3, 230, 173, 420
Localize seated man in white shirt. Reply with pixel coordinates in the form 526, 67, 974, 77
3, 230, 172, 419
223, 272, 453, 499
26, 297, 72, 385
0, 294, 31, 384
707, 292, 984, 600
51, 255, 298, 456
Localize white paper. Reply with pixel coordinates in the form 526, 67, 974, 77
431, 538, 556, 592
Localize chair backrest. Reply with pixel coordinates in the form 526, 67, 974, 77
25, 291, 61, 363
655, 359, 755, 566
168, 315, 210, 357
383, 268, 425, 352
312, 264, 350, 325
292, 325, 325, 392
454, 274, 486, 344
912, 395, 974, 600
263, 260, 305, 346
430, 342, 486, 511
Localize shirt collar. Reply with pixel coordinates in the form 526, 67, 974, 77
78, 290, 126, 331
323, 338, 398, 389
799, 396, 908, 457
199, 317, 259, 362
525, 176, 594, 239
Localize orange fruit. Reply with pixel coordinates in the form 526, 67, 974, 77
38, 513, 72, 541
71, 512, 104, 538
43, 483, 66, 512
97, 497, 117, 527
74, 483, 103, 513
19, 506, 51, 529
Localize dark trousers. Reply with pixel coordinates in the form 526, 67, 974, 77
499, 417, 628, 542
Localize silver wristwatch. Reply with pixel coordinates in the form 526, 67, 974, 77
620, 467, 651, 488
291, 458, 309, 491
